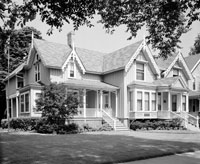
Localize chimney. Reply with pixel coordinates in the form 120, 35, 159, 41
67, 31, 75, 49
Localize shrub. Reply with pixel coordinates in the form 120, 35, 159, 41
130, 118, 184, 131
1, 118, 40, 131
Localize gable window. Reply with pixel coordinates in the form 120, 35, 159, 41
173, 69, 179, 77
20, 93, 29, 113
35, 63, 40, 81
69, 62, 75, 78
136, 62, 144, 80
16, 74, 24, 89
137, 91, 142, 111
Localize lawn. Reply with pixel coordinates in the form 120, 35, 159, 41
0, 132, 200, 164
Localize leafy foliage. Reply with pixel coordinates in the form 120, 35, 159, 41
130, 118, 185, 131
189, 33, 200, 55
35, 83, 79, 126
1, 1, 200, 58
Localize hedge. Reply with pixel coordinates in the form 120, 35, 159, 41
130, 118, 186, 131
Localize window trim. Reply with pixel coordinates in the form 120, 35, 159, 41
20, 92, 30, 113
182, 95, 186, 112
135, 60, 147, 81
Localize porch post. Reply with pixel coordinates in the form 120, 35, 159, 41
186, 94, 189, 112
198, 98, 200, 112
168, 91, 171, 111
16, 97, 18, 118
100, 90, 103, 111
108, 91, 111, 108
83, 89, 86, 118
115, 90, 118, 118
180, 93, 183, 112
96, 90, 99, 117
11, 98, 13, 118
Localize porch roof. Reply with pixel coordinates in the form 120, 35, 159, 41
189, 90, 200, 98
62, 79, 118, 91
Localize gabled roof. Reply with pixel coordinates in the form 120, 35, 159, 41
155, 52, 193, 80
155, 54, 177, 71
103, 40, 143, 73
184, 54, 200, 72
33, 39, 72, 69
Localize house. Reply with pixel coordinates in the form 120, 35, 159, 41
4, 32, 199, 130
185, 54, 200, 116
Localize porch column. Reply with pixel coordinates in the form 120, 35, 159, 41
96, 90, 99, 117
11, 98, 13, 118
180, 93, 183, 112
168, 92, 171, 111
100, 90, 103, 111
198, 98, 200, 112
186, 94, 189, 112
108, 91, 111, 108
115, 91, 118, 118
16, 97, 18, 118
83, 89, 86, 118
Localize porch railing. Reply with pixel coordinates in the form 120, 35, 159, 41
180, 111, 199, 128
75, 108, 101, 118
129, 111, 158, 119
102, 109, 116, 130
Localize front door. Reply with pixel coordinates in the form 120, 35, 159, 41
172, 95, 177, 112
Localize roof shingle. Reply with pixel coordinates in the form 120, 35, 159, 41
184, 54, 200, 71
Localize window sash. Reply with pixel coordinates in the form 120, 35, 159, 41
182, 95, 186, 111
137, 91, 142, 111
136, 63, 144, 80
144, 92, 149, 111
151, 93, 156, 111
130, 92, 133, 111
20, 95, 25, 112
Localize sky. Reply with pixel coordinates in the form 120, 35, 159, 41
25, 15, 199, 57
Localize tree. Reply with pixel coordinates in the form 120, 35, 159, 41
189, 34, 200, 55
1, 0, 200, 58
36, 83, 79, 126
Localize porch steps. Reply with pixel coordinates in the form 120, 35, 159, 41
102, 113, 129, 131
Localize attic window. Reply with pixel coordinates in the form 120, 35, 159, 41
173, 69, 179, 77
68, 61, 75, 78
35, 63, 40, 82
136, 62, 145, 80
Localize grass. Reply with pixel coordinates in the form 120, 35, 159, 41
0, 132, 200, 164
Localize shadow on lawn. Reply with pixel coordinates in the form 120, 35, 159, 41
0, 133, 200, 164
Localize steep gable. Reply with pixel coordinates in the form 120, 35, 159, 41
184, 54, 200, 72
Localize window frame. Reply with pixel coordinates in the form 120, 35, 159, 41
144, 92, 150, 111
182, 95, 186, 111
68, 54, 76, 78
20, 92, 30, 113
136, 62, 145, 81
151, 92, 156, 111
137, 91, 143, 111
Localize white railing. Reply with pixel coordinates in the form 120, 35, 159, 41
102, 109, 116, 130
180, 111, 199, 128
75, 108, 101, 117
129, 111, 158, 119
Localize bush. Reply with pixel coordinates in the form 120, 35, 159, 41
130, 118, 184, 131
35, 118, 80, 134
1, 118, 40, 131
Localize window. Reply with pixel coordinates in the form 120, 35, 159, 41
193, 82, 196, 90
136, 63, 144, 80
182, 95, 186, 111
20, 93, 29, 113
69, 62, 75, 78
173, 69, 179, 77
129, 91, 133, 111
35, 63, 40, 82
20, 95, 25, 113
172, 95, 177, 112
151, 93, 156, 111
158, 92, 161, 111
17, 74, 24, 88
145, 92, 149, 111
137, 91, 142, 111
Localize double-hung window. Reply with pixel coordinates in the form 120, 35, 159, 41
144, 92, 150, 111
151, 93, 156, 111
68, 54, 76, 78
136, 63, 144, 80
35, 54, 40, 82
20, 93, 29, 113
137, 91, 142, 111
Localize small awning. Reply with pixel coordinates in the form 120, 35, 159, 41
189, 90, 200, 98
62, 79, 118, 91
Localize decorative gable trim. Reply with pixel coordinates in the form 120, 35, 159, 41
164, 52, 193, 81
125, 39, 160, 77
61, 49, 86, 74
191, 58, 200, 73
171, 76, 188, 90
